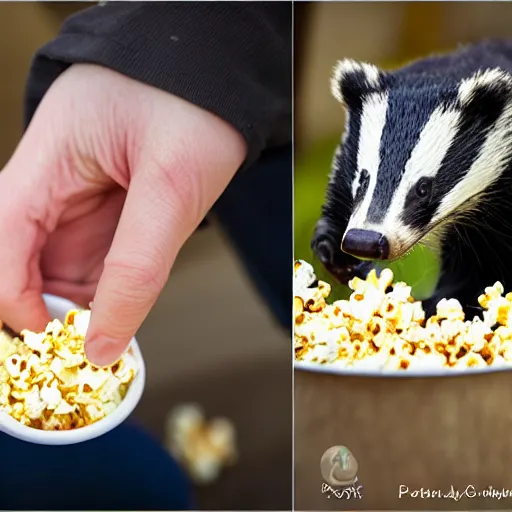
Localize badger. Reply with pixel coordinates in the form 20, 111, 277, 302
311, 40, 512, 318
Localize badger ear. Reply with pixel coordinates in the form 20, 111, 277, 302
330, 59, 386, 106
458, 67, 512, 113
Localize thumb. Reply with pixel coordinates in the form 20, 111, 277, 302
85, 137, 245, 366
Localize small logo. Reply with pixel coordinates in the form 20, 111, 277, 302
320, 445, 358, 486
320, 445, 363, 500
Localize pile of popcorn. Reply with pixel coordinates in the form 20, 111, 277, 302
0, 310, 138, 430
294, 260, 512, 371
166, 403, 237, 485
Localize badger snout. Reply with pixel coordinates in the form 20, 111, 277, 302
342, 229, 390, 260
311, 218, 376, 284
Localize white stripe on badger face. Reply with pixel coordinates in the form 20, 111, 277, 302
345, 103, 461, 258
432, 100, 512, 223
380, 106, 461, 237
345, 91, 388, 235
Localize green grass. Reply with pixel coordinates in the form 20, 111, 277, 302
294, 136, 441, 302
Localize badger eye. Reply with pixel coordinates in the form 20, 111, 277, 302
415, 177, 432, 199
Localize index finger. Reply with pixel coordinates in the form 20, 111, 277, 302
84, 166, 193, 367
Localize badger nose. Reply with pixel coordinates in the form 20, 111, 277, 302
342, 229, 390, 260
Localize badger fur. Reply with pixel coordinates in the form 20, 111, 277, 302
312, 40, 512, 318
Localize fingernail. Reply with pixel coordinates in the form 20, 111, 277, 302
85, 337, 122, 368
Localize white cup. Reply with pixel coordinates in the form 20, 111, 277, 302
0, 294, 146, 445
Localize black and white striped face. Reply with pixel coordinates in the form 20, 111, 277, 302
330, 59, 512, 261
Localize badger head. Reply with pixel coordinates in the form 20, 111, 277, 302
314, 58, 512, 281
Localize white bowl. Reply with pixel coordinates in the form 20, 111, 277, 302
0, 294, 146, 445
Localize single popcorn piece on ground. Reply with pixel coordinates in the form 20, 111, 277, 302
165, 403, 237, 485
294, 260, 512, 371
0, 310, 138, 430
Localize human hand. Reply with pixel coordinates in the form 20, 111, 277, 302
0, 64, 247, 366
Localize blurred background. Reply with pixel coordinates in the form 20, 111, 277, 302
0, 2, 291, 510
295, 1, 512, 301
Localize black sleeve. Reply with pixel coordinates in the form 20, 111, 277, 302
24, 1, 292, 170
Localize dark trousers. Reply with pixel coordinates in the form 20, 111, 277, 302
0, 145, 292, 510
0, 422, 193, 510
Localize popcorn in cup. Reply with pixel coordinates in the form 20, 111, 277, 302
294, 259, 512, 510
294, 260, 512, 375
0, 294, 145, 445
